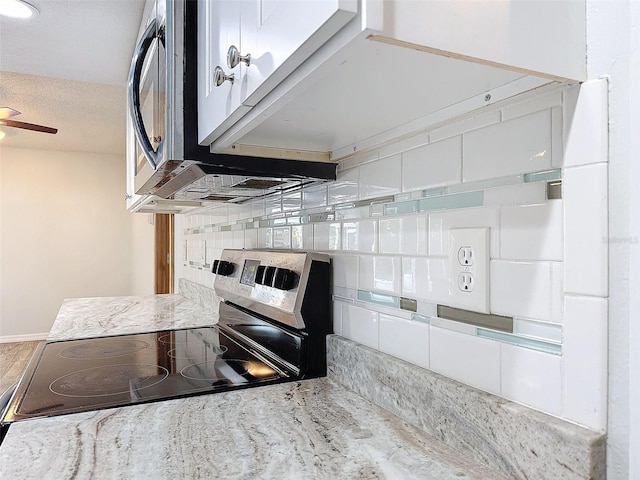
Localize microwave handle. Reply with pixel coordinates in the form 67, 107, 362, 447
127, 18, 160, 170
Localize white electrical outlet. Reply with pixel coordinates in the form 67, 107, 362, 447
449, 228, 490, 313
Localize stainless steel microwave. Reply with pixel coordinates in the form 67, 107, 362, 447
127, 0, 336, 205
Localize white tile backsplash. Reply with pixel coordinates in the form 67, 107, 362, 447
401, 257, 449, 303
359, 155, 403, 200
332, 254, 359, 290
430, 326, 501, 394
563, 295, 608, 430
562, 79, 609, 168
500, 201, 563, 261
328, 168, 359, 204
379, 315, 430, 368
178, 83, 609, 426
402, 136, 462, 191
341, 303, 379, 349
563, 163, 608, 296
428, 207, 499, 257
501, 343, 562, 416
314, 222, 341, 251
463, 110, 553, 182
359, 255, 402, 295
342, 219, 378, 253
490, 260, 562, 322
379, 215, 428, 255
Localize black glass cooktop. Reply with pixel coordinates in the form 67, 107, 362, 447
3, 321, 301, 423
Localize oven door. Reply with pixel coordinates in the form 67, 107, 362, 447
128, 0, 166, 190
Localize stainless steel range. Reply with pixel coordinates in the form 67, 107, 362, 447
1, 250, 331, 437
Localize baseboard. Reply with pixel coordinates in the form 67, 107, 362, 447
0, 333, 48, 343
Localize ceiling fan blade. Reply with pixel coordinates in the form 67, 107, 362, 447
0, 107, 21, 119
0, 119, 58, 134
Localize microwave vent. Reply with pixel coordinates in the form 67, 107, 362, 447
232, 179, 287, 190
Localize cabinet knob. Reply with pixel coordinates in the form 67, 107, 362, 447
213, 66, 234, 86
227, 45, 251, 68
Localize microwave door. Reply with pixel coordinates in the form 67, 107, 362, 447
128, 17, 162, 171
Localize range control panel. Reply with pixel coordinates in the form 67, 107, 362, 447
212, 249, 330, 330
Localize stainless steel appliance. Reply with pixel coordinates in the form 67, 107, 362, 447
128, 0, 336, 205
0, 250, 331, 440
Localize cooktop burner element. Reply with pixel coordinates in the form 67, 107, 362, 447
50, 364, 169, 398
58, 339, 152, 359
1, 250, 331, 428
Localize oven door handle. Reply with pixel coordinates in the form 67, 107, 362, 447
127, 17, 161, 170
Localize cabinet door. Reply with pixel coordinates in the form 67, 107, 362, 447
198, 0, 251, 145
239, 0, 357, 107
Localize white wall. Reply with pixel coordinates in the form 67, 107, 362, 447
130, 212, 155, 297
176, 82, 609, 432
0, 146, 152, 340
584, 1, 638, 478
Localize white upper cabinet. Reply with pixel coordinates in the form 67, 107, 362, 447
198, 0, 249, 145
198, 0, 357, 145
199, 0, 586, 162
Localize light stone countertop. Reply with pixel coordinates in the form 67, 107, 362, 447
47, 294, 218, 342
0, 378, 506, 480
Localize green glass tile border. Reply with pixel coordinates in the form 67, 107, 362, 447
477, 328, 562, 355
418, 190, 484, 212
182, 167, 563, 236
383, 200, 418, 216
357, 290, 400, 309
524, 169, 562, 183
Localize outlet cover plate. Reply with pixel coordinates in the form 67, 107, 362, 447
449, 228, 490, 313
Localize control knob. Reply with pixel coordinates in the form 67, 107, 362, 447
273, 268, 297, 290
213, 260, 235, 276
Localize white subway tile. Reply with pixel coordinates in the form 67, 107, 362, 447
244, 229, 258, 249
501, 343, 562, 416
483, 182, 547, 207
329, 168, 359, 204
430, 111, 501, 143
563, 163, 608, 296
379, 215, 428, 255
402, 136, 462, 192
563, 295, 608, 430
251, 200, 266, 218
359, 154, 402, 200
463, 110, 553, 182
332, 301, 344, 335
265, 197, 282, 214
430, 326, 501, 394
428, 207, 499, 257
332, 254, 359, 290
272, 226, 291, 249
500, 201, 563, 261
334, 205, 370, 221
501, 90, 562, 121
430, 316, 477, 336
257, 228, 272, 248
313, 222, 341, 251
342, 219, 378, 253
402, 257, 450, 303
490, 260, 562, 322
379, 315, 430, 368
291, 224, 313, 250
359, 255, 402, 295
232, 230, 245, 249
222, 231, 233, 249
341, 304, 379, 349
561, 80, 609, 168
303, 185, 328, 208
513, 318, 562, 343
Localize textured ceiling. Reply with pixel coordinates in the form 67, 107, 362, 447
0, 0, 145, 155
